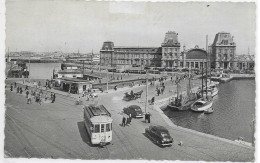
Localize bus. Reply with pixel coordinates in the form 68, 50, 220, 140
83, 105, 113, 146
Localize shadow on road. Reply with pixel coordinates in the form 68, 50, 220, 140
77, 121, 93, 146
142, 133, 167, 148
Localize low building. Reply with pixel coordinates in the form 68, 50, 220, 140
57, 70, 83, 79
234, 55, 255, 71
59, 78, 92, 94
100, 41, 162, 68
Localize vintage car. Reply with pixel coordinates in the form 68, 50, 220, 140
123, 105, 143, 118
145, 126, 173, 146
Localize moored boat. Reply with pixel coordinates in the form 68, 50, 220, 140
191, 96, 213, 112
168, 69, 199, 111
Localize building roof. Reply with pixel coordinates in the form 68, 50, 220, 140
57, 70, 83, 74
212, 32, 235, 46
161, 31, 180, 47
186, 47, 207, 59
83, 74, 103, 79
101, 41, 114, 51
234, 55, 255, 62
59, 77, 91, 83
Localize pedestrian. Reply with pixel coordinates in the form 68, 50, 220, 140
151, 97, 155, 104
147, 112, 151, 123
14, 82, 17, 88
157, 89, 160, 96
17, 86, 19, 93
129, 113, 132, 125
161, 88, 164, 94
171, 76, 172, 81
52, 93, 56, 103
122, 116, 126, 127
10, 84, 13, 91
19, 87, 23, 94
44, 93, 48, 101
38, 81, 41, 88
26, 90, 29, 98
27, 94, 32, 104
126, 117, 130, 126
25, 85, 28, 90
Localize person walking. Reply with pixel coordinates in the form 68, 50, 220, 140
122, 116, 126, 127
44, 93, 48, 101
52, 93, 56, 103
19, 87, 23, 94
126, 117, 130, 126
157, 89, 160, 96
128, 113, 132, 125
147, 112, 151, 123
27, 94, 32, 104
26, 90, 29, 98
10, 84, 13, 91
161, 88, 164, 94
16, 86, 19, 93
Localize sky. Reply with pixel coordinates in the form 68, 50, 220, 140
5, 0, 256, 55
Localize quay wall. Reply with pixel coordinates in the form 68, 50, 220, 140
153, 95, 254, 149
211, 74, 255, 83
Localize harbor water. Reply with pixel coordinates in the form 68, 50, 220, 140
163, 79, 255, 143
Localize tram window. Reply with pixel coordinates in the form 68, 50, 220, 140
106, 123, 111, 131
101, 124, 105, 132
94, 124, 100, 133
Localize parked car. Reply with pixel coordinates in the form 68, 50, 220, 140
145, 126, 173, 146
123, 105, 143, 118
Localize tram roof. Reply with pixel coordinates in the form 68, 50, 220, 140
90, 116, 113, 123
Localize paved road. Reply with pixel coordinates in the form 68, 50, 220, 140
4, 80, 254, 161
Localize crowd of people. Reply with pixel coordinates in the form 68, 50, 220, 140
9, 82, 57, 105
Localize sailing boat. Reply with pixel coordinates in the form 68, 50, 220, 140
191, 35, 214, 113
168, 70, 198, 111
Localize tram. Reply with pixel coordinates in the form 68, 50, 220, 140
83, 104, 113, 146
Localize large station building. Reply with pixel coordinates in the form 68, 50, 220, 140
209, 32, 236, 69
100, 31, 239, 70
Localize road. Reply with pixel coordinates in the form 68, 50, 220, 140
4, 79, 254, 161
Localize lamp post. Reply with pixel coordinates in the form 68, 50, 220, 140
28, 55, 31, 83
145, 70, 148, 114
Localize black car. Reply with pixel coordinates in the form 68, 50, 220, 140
123, 105, 143, 118
145, 126, 173, 146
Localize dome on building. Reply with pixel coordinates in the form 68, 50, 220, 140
186, 48, 207, 59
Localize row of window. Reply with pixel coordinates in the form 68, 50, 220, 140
217, 53, 233, 60
163, 47, 179, 53
186, 62, 207, 68
116, 60, 150, 64
92, 123, 112, 133
113, 54, 155, 58
217, 48, 234, 54
163, 53, 179, 57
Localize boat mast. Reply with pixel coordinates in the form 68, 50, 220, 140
206, 35, 208, 97
201, 60, 204, 97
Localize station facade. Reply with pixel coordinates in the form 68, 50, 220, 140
209, 32, 236, 69
100, 31, 237, 70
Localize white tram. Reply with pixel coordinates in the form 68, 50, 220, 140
83, 105, 113, 146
